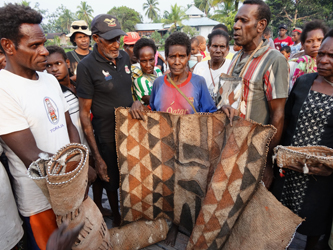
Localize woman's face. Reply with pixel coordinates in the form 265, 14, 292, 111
303, 29, 324, 59
208, 35, 229, 63
316, 37, 333, 78
166, 45, 190, 76
139, 46, 155, 75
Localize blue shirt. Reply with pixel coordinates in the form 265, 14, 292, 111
150, 72, 217, 114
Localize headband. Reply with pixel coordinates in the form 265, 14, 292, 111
293, 29, 302, 33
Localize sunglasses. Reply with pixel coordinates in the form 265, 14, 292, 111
72, 25, 88, 30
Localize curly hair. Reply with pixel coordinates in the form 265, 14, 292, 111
46, 45, 67, 61
0, 3, 43, 52
165, 32, 191, 57
243, 0, 271, 27
133, 38, 157, 60
208, 30, 230, 47
301, 20, 327, 44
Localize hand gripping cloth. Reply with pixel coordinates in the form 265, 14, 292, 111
115, 108, 303, 249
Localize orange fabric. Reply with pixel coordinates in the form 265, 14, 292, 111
29, 209, 57, 250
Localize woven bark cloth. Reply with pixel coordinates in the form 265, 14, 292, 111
116, 108, 285, 249
109, 218, 169, 250
223, 184, 303, 250
28, 143, 112, 250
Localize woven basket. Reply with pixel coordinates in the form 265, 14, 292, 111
273, 145, 333, 176
109, 218, 169, 250
28, 157, 51, 202
57, 197, 112, 250
47, 143, 89, 215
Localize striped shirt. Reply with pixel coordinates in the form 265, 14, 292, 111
133, 67, 162, 104
60, 84, 88, 147
228, 39, 289, 124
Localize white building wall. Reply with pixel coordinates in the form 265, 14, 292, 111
199, 26, 215, 39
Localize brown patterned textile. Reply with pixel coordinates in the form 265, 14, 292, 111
116, 108, 289, 249
223, 184, 303, 250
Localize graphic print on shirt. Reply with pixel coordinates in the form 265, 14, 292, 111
125, 65, 130, 74
102, 70, 112, 81
44, 97, 59, 125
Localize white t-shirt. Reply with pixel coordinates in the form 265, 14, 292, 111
0, 70, 70, 216
193, 59, 231, 96
0, 144, 24, 250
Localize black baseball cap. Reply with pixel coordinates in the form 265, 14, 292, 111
278, 24, 288, 30
91, 14, 127, 40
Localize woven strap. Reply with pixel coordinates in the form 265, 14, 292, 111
71, 50, 81, 63
167, 74, 197, 113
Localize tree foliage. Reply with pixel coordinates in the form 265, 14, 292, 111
163, 4, 188, 32
266, 0, 333, 36
143, 0, 160, 21
76, 1, 94, 26
107, 6, 142, 32
182, 25, 199, 37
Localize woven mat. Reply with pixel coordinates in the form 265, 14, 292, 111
116, 108, 300, 249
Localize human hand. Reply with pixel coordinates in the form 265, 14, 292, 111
262, 163, 274, 189
88, 166, 97, 185
46, 220, 84, 250
129, 101, 146, 120
95, 157, 109, 182
220, 105, 239, 126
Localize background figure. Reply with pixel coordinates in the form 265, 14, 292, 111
289, 20, 327, 92
196, 35, 209, 60
193, 29, 231, 102
123, 32, 141, 66
280, 45, 291, 61
132, 38, 162, 105
189, 37, 202, 70
66, 20, 91, 82
263, 27, 275, 49
290, 28, 303, 57
274, 23, 293, 50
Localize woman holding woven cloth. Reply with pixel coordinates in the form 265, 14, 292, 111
271, 30, 333, 250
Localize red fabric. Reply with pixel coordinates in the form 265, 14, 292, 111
274, 36, 293, 50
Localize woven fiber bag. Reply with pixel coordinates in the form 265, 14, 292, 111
56, 196, 112, 250
109, 218, 169, 250
273, 145, 333, 176
46, 144, 89, 215
28, 156, 51, 202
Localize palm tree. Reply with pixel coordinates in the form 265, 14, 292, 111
195, 0, 213, 15
58, 8, 75, 33
162, 4, 188, 32
143, 0, 160, 21
76, 1, 94, 26
21, 0, 30, 6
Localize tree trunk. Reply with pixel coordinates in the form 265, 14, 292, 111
235, 0, 239, 11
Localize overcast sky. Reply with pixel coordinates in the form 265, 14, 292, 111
2, 0, 195, 23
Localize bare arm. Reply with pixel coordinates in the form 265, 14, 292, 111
65, 111, 80, 144
263, 98, 286, 189
1, 129, 49, 168
79, 97, 109, 182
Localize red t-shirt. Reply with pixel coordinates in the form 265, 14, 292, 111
274, 36, 293, 50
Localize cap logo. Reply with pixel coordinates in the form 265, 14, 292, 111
104, 18, 116, 27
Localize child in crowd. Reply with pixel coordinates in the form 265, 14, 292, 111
280, 46, 291, 61
189, 37, 202, 70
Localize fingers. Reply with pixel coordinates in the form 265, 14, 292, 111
97, 169, 109, 182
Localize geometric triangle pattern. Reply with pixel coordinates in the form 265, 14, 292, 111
115, 108, 276, 249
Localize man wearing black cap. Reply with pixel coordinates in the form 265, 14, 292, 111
76, 14, 133, 226
274, 24, 293, 50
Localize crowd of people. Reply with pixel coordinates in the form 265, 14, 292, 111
0, 0, 333, 249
